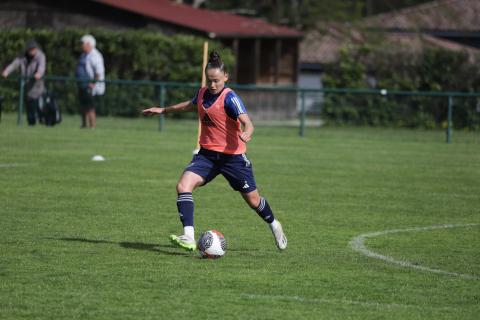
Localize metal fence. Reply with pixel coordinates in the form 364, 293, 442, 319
1, 76, 479, 143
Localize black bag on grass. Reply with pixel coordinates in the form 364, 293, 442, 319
43, 92, 61, 126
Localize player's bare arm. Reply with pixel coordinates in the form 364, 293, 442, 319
142, 100, 195, 116
238, 113, 254, 143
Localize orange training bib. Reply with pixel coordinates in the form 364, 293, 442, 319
197, 87, 246, 155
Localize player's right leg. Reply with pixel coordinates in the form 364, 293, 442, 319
170, 152, 219, 251
170, 171, 205, 251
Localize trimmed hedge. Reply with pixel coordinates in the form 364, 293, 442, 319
0, 28, 234, 116
322, 46, 480, 129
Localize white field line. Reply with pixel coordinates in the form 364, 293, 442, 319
0, 163, 37, 168
242, 294, 458, 311
349, 224, 480, 280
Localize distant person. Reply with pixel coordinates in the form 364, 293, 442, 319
76, 34, 105, 129
2, 40, 46, 126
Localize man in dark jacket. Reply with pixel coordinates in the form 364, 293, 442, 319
2, 40, 46, 125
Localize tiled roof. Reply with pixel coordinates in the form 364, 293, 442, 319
95, 0, 302, 38
300, 0, 480, 65
300, 23, 479, 64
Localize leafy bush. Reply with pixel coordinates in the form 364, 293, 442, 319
322, 46, 480, 129
0, 28, 234, 116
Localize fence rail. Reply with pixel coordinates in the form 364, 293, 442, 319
3, 76, 480, 143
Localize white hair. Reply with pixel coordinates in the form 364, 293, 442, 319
81, 34, 96, 48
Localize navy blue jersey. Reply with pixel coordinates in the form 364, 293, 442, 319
192, 87, 247, 120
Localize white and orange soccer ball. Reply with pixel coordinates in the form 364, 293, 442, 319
197, 230, 226, 259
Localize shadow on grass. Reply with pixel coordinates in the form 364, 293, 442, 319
52, 237, 192, 257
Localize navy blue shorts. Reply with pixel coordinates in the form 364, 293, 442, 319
184, 148, 257, 193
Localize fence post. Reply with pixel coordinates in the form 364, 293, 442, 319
299, 90, 306, 137
17, 77, 25, 125
158, 84, 165, 131
446, 95, 453, 144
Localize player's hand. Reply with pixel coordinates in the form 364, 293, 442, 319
142, 107, 165, 116
34, 72, 42, 80
1, 71, 8, 78
239, 131, 252, 143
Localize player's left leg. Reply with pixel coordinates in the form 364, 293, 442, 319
241, 190, 287, 250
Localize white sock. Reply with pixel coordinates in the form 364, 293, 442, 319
270, 219, 280, 230
184, 226, 195, 240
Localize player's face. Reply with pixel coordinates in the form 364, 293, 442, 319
206, 68, 228, 94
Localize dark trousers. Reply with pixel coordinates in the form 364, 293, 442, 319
26, 97, 41, 126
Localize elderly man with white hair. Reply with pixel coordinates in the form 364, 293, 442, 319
75, 34, 105, 129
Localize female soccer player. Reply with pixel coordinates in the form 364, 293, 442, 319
143, 51, 287, 251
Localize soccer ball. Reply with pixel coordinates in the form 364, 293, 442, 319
197, 230, 227, 259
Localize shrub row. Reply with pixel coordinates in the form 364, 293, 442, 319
0, 28, 234, 116
321, 46, 480, 129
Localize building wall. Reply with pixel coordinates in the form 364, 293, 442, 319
236, 39, 256, 84
237, 90, 298, 121
278, 39, 298, 84
235, 38, 299, 85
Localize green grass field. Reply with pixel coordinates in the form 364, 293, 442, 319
1, 114, 479, 319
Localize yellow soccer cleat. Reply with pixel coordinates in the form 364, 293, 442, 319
169, 234, 197, 251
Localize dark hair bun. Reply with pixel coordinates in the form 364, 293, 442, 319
206, 50, 226, 72
209, 50, 221, 63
